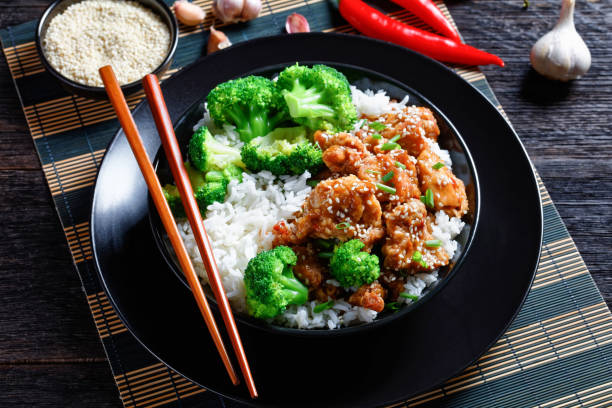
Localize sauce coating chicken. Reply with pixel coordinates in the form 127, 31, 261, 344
358, 106, 439, 156
271, 104, 468, 314
379, 270, 406, 302
357, 151, 421, 204
292, 245, 343, 302
381, 199, 450, 273
274, 175, 385, 248
348, 282, 386, 312
292, 245, 324, 288
314, 131, 368, 174
416, 148, 468, 217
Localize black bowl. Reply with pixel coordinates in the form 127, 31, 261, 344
149, 62, 481, 337
36, 0, 178, 99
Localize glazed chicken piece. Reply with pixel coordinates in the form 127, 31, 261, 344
375, 106, 440, 157
292, 245, 325, 288
313, 283, 344, 303
416, 148, 468, 218
292, 245, 343, 301
348, 281, 386, 312
381, 199, 450, 273
356, 151, 420, 204
273, 175, 385, 248
354, 126, 384, 154
379, 270, 406, 302
314, 131, 369, 174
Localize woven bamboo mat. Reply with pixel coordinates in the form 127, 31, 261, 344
2, 1, 612, 407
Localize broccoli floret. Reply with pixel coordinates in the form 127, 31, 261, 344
164, 127, 246, 217
207, 76, 288, 142
244, 246, 308, 319
184, 162, 224, 211
275, 64, 357, 132
164, 162, 241, 217
162, 184, 185, 217
194, 164, 243, 208
222, 164, 243, 183
329, 240, 380, 287
188, 126, 244, 172
241, 126, 323, 175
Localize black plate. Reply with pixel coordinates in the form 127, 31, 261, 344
149, 63, 480, 337
91, 33, 542, 407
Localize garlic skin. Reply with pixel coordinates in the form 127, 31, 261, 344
207, 27, 232, 54
173, 0, 206, 26
285, 13, 310, 33
530, 0, 591, 81
240, 0, 262, 21
213, 0, 261, 23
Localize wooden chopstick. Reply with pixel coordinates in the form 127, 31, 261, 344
98, 66, 240, 388
141, 74, 258, 399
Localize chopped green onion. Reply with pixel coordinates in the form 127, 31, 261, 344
412, 251, 422, 262
382, 171, 394, 182
400, 293, 420, 301
357, 119, 367, 128
385, 302, 401, 311
395, 161, 406, 169
318, 252, 333, 259
420, 195, 426, 204
307, 180, 320, 187
371, 133, 382, 140
425, 239, 442, 248
425, 188, 434, 208
315, 239, 333, 249
366, 169, 380, 175
432, 162, 445, 170
369, 121, 386, 131
388, 135, 400, 143
420, 260, 428, 268
335, 222, 350, 230
376, 183, 396, 194
380, 142, 400, 151
313, 300, 334, 313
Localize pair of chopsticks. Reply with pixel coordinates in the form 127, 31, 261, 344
99, 66, 257, 399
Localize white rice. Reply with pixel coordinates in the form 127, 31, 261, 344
177, 87, 466, 329
178, 170, 312, 313
351, 86, 409, 117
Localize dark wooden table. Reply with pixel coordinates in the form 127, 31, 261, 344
1, 0, 610, 406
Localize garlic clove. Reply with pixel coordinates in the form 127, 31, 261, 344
285, 13, 310, 33
173, 0, 206, 26
240, 0, 262, 22
207, 27, 232, 54
213, 0, 244, 23
530, 0, 591, 81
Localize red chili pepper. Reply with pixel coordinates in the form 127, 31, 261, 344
336, 0, 504, 67
390, 0, 461, 42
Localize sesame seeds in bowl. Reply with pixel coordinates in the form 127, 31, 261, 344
36, 0, 178, 98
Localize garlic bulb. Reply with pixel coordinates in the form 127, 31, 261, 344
212, 0, 261, 24
530, 0, 591, 81
173, 0, 206, 26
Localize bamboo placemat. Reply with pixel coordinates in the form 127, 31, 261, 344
2, 1, 611, 407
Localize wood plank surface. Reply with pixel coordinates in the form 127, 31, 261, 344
0, 0, 610, 406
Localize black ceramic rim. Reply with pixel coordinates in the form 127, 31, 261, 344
35, 0, 179, 98
91, 33, 543, 408
147, 61, 481, 338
